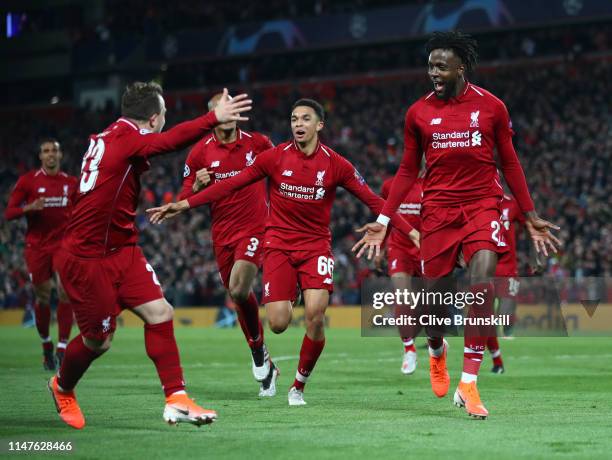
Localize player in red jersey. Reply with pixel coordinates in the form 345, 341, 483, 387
5, 139, 77, 370
47, 82, 252, 429
377, 175, 424, 375
353, 32, 560, 419
486, 193, 533, 374
147, 98, 420, 406
180, 92, 277, 396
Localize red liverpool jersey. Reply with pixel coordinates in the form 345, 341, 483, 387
62, 113, 218, 258
496, 194, 525, 276
187, 140, 414, 252
381, 176, 422, 255
382, 82, 534, 218
179, 129, 273, 246
5, 169, 77, 249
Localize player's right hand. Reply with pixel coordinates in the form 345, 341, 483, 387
214, 88, 252, 123
193, 168, 212, 192
146, 200, 190, 224
352, 222, 388, 260
24, 197, 45, 212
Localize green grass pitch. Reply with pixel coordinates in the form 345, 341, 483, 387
1, 326, 611, 459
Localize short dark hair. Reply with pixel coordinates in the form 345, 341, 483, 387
121, 81, 163, 120
39, 137, 60, 151
292, 98, 325, 121
425, 31, 479, 73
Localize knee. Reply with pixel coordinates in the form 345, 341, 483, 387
228, 286, 249, 304
83, 335, 112, 353
269, 317, 289, 334
306, 312, 325, 334
34, 286, 52, 304
156, 301, 174, 323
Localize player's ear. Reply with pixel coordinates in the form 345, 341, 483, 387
149, 112, 159, 129
457, 63, 465, 78
316, 120, 324, 132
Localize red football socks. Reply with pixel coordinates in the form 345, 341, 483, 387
56, 301, 74, 345
34, 302, 51, 345
402, 338, 416, 353
236, 292, 264, 350
487, 336, 503, 366
144, 321, 185, 397
462, 282, 495, 382
293, 334, 325, 391
57, 334, 103, 391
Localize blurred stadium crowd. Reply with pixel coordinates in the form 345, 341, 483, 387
1, 22, 610, 308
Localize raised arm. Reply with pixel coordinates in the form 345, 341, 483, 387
128, 89, 252, 158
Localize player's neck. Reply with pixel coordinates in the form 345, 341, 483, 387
296, 137, 318, 156
215, 127, 237, 144
42, 166, 59, 176
452, 78, 467, 98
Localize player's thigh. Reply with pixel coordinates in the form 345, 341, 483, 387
262, 248, 299, 303
213, 243, 236, 289
24, 248, 54, 297
302, 289, 329, 322
116, 246, 166, 322
467, 249, 498, 280
55, 250, 119, 341
228, 260, 259, 299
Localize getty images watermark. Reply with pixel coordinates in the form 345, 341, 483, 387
360, 276, 611, 337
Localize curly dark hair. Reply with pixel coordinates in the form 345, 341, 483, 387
425, 31, 479, 73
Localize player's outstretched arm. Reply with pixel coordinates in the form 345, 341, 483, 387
130, 88, 252, 157
146, 200, 189, 224
524, 211, 561, 257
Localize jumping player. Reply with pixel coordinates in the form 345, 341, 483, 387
353, 31, 560, 419
180, 92, 277, 396
48, 82, 252, 429
5, 139, 77, 370
147, 98, 420, 406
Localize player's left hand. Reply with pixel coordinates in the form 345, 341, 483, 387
146, 200, 190, 224
525, 215, 561, 257
352, 222, 388, 259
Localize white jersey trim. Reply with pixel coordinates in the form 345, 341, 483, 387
117, 118, 138, 130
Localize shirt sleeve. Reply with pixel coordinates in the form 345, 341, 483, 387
380, 179, 390, 200
125, 111, 218, 159
257, 134, 275, 152
380, 105, 422, 219
178, 145, 200, 200
187, 147, 275, 209
337, 157, 414, 237
4, 176, 29, 220
494, 101, 535, 213
511, 197, 527, 224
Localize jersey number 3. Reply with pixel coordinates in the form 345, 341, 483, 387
80, 138, 106, 193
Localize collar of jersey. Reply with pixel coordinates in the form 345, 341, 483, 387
291, 139, 322, 158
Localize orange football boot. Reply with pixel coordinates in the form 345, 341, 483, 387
163, 393, 217, 426
454, 381, 489, 419
429, 339, 450, 397
48, 376, 85, 429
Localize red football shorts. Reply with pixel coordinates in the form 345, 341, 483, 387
55, 245, 164, 341
24, 245, 58, 285
262, 248, 334, 303
387, 245, 422, 276
420, 198, 509, 278
214, 234, 264, 289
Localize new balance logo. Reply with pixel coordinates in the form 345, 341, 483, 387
323, 278, 333, 284
211, 161, 220, 167
282, 170, 293, 176
471, 131, 482, 146
37, 187, 46, 193
430, 118, 442, 125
